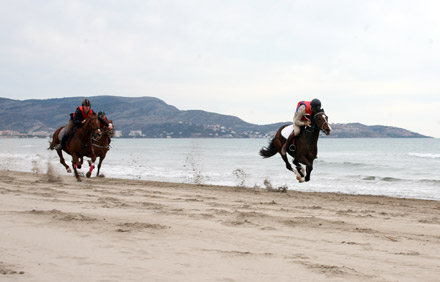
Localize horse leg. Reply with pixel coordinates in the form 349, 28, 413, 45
86, 159, 96, 178
280, 153, 293, 171
86, 150, 97, 178
96, 155, 105, 177
305, 163, 313, 182
57, 149, 71, 173
293, 160, 305, 183
71, 154, 82, 182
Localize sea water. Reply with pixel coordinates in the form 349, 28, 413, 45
0, 138, 439, 200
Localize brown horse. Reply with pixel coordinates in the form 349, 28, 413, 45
49, 114, 102, 181
259, 110, 331, 182
84, 119, 114, 178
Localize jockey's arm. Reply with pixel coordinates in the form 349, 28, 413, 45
98, 116, 109, 127
72, 108, 84, 126
293, 105, 308, 126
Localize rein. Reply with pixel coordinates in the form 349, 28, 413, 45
93, 143, 111, 149
92, 126, 112, 149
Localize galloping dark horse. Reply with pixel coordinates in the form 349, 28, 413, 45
49, 114, 102, 181
259, 110, 331, 182
84, 119, 114, 178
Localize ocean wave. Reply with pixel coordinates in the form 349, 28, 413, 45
317, 160, 373, 168
359, 176, 402, 182
420, 179, 440, 185
408, 152, 440, 159
362, 176, 376, 181
359, 175, 440, 186
381, 177, 403, 182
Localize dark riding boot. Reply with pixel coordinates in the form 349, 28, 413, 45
281, 131, 295, 156
54, 134, 67, 150
61, 134, 67, 147
58, 126, 75, 149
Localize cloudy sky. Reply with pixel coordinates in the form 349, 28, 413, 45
1, 0, 439, 137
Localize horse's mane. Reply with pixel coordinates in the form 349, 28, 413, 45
307, 109, 325, 130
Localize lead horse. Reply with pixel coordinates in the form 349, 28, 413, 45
259, 110, 331, 182
49, 114, 102, 181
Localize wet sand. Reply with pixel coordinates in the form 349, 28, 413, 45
1, 170, 439, 281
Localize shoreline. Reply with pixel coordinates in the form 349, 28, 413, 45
1, 170, 439, 281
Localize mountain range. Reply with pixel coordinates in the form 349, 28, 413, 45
0, 96, 430, 138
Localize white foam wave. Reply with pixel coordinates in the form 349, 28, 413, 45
408, 152, 440, 159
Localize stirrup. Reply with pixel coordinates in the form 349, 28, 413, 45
54, 144, 62, 150
289, 144, 296, 152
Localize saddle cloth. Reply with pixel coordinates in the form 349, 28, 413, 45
281, 124, 294, 139
58, 127, 66, 141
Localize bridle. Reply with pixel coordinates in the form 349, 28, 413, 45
103, 126, 114, 138
305, 112, 329, 133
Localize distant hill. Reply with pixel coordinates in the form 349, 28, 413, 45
328, 123, 429, 138
0, 96, 430, 138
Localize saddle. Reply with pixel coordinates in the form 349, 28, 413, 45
60, 126, 77, 146
58, 127, 67, 141
281, 124, 294, 139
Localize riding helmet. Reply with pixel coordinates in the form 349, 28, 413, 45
310, 98, 321, 109
98, 111, 105, 117
82, 99, 91, 107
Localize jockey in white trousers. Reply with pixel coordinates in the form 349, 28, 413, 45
281, 98, 322, 156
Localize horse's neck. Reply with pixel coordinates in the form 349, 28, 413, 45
75, 122, 92, 141
96, 131, 110, 145
310, 129, 320, 145
297, 128, 320, 148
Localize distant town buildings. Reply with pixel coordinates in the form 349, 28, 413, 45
128, 131, 145, 137
0, 124, 273, 139
0, 127, 272, 138
0, 130, 51, 138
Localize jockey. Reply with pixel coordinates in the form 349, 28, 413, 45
56, 99, 112, 149
281, 98, 322, 156
97, 111, 109, 128
98, 110, 112, 144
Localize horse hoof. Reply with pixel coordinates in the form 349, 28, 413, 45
77, 178, 82, 182
86, 172, 91, 178
67, 169, 72, 173
293, 170, 301, 179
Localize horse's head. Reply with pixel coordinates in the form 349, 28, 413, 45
313, 110, 332, 136
86, 114, 102, 141
104, 120, 114, 138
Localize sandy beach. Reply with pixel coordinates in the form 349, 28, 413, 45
1, 170, 439, 282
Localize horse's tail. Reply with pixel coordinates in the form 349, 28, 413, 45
48, 136, 57, 150
48, 127, 62, 150
259, 138, 277, 158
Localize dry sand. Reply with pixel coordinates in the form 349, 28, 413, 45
0, 169, 439, 282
